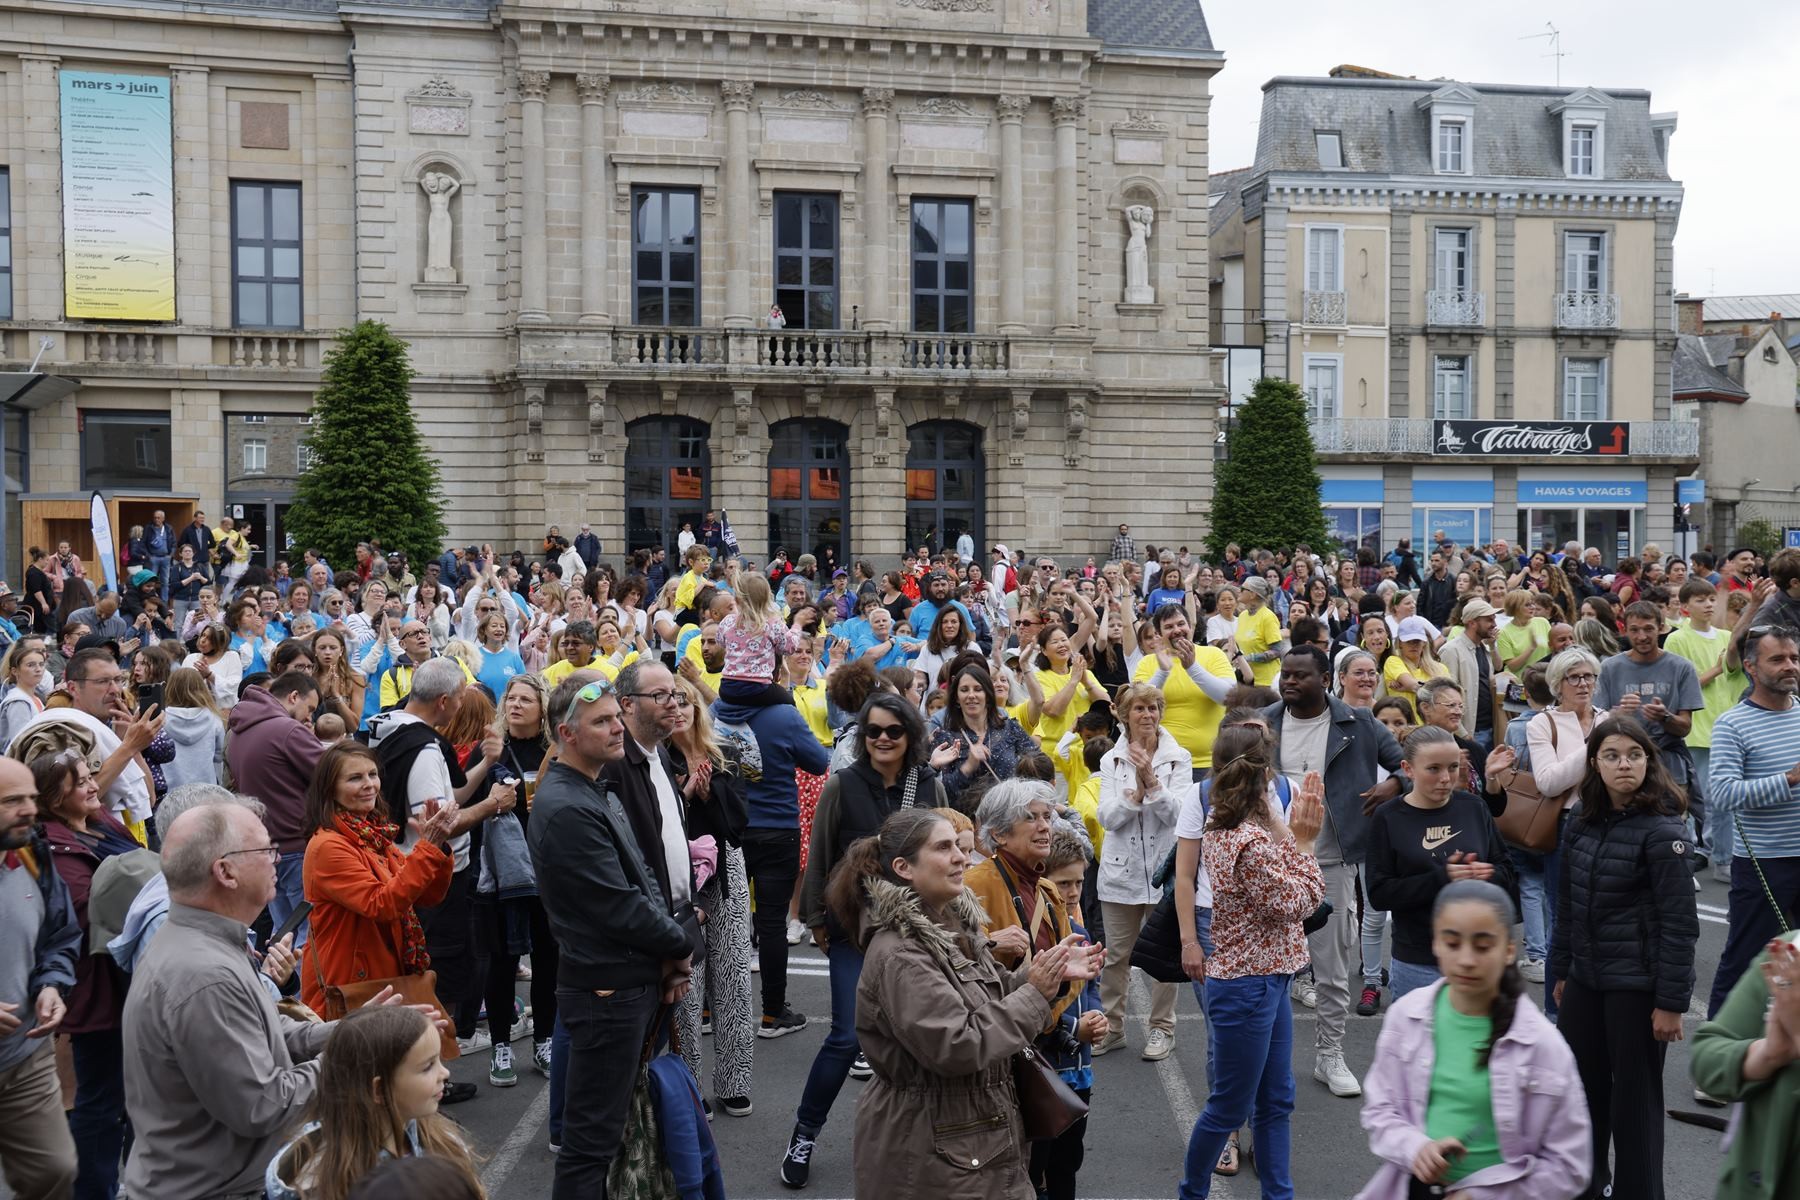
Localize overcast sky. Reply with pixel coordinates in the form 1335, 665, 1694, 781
1203, 0, 1799, 299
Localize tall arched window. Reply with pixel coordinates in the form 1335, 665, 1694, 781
905, 421, 984, 555
625, 417, 710, 556
768, 419, 850, 568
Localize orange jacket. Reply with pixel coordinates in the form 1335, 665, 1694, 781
299, 824, 453, 1016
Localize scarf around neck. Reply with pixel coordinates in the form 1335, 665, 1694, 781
337, 810, 431, 976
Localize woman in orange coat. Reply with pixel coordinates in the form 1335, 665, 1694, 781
300, 741, 457, 1016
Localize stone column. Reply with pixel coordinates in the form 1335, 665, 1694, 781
18, 55, 64, 321
576, 74, 610, 326
518, 71, 551, 324
170, 68, 213, 329
721, 82, 755, 328
861, 89, 894, 331
1051, 97, 1085, 334
998, 95, 1028, 334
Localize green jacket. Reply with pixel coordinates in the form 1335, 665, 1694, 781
1691, 931, 1800, 1200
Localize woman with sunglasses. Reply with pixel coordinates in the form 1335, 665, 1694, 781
786, 694, 945, 1188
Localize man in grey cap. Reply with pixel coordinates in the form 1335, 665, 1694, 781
1437, 597, 1502, 748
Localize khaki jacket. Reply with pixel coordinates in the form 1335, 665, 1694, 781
1438, 633, 1508, 743
851, 878, 1050, 1200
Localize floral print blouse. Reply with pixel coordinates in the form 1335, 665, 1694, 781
1201, 822, 1325, 980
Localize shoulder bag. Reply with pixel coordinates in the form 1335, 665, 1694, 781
1497, 713, 1562, 853
319, 969, 461, 1062
989, 855, 1090, 1140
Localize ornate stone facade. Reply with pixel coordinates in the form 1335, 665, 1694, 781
0, 0, 1223, 566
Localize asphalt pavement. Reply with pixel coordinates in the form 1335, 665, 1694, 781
455, 872, 1738, 1200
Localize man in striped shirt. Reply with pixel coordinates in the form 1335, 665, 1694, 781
1706, 624, 1800, 1018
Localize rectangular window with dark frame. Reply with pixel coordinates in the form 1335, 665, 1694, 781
774, 193, 838, 330
81, 411, 171, 491
632, 187, 700, 327
0, 167, 11, 320
911, 198, 973, 333
232, 182, 302, 330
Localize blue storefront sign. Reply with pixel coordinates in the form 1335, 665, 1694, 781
1786, 528, 1800, 550
1677, 478, 1706, 505
1516, 480, 1649, 506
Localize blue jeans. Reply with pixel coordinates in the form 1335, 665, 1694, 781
1510, 845, 1548, 962
1178, 973, 1295, 1200
1388, 958, 1440, 999
1358, 868, 1387, 988
794, 940, 864, 1133
69, 1029, 129, 1200
1543, 809, 1571, 1020
1186, 908, 1215, 1089
269, 850, 309, 949
1471, 728, 1494, 751
149, 555, 172, 600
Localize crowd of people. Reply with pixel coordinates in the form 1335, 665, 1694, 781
0, 514, 1796, 1199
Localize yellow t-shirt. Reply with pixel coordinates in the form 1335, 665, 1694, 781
794, 682, 832, 745
1133, 646, 1234, 768
1052, 734, 1095, 795
1382, 654, 1450, 721
1005, 700, 1032, 729
1032, 666, 1102, 757
683, 636, 723, 696
540, 654, 602, 691
1495, 616, 1551, 671
1068, 774, 1105, 857
1236, 605, 1284, 686
674, 569, 707, 612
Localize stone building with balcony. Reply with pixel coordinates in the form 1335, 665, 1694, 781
1210, 70, 1696, 560
0, 0, 1225, 572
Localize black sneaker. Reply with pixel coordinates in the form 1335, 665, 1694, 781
719, 1094, 754, 1118
758, 1006, 808, 1039
1356, 985, 1382, 1016
441, 1080, 478, 1105
780, 1127, 816, 1189
849, 1052, 873, 1080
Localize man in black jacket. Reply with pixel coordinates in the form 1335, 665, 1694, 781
1418, 549, 1457, 629
529, 671, 692, 1200
603, 661, 694, 917
1261, 646, 1405, 1097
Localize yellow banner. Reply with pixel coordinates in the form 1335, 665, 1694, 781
60, 71, 176, 322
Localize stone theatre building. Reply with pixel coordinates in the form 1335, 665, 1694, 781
0, 0, 1224, 568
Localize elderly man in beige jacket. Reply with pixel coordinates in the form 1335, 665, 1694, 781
1436, 597, 1507, 749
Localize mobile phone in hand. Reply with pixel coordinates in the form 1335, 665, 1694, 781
264, 900, 311, 951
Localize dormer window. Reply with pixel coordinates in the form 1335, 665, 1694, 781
1552, 88, 1611, 180
1416, 83, 1479, 177
1568, 124, 1596, 177
1316, 131, 1344, 170
1437, 121, 1466, 173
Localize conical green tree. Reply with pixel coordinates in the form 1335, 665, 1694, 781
286, 321, 446, 569
1206, 376, 1331, 560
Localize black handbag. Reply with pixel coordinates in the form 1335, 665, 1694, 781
1129, 888, 1189, 984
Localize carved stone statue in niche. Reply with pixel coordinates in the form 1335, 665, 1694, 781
421, 171, 462, 283
1123, 204, 1155, 304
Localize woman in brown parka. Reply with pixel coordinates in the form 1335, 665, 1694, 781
825, 807, 1103, 1199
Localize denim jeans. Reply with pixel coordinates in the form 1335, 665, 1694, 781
1187, 908, 1215, 1089
1178, 972, 1295, 1200
1708, 851, 1800, 1019
1387, 958, 1440, 1000
69, 1029, 129, 1200
1543, 809, 1571, 1020
1471, 728, 1493, 751
794, 940, 864, 1133
1358, 867, 1387, 988
1510, 845, 1548, 962
552, 984, 662, 1200
149, 555, 172, 601
269, 850, 309, 950
739, 827, 800, 1017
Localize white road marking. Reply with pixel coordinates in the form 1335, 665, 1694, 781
478, 1084, 551, 1195
1128, 971, 1237, 1198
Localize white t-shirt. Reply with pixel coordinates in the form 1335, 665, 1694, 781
1175, 780, 1290, 910
390, 712, 471, 872
637, 739, 693, 906
1205, 614, 1236, 644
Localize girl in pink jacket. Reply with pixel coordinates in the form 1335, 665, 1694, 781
1355, 880, 1591, 1200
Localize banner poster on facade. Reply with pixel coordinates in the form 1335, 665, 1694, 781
1432, 420, 1631, 457
60, 71, 176, 321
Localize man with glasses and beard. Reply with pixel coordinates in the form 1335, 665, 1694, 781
531, 671, 694, 1197
12, 647, 162, 838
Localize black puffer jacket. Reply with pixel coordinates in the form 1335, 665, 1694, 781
1550, 806, 1699, 1013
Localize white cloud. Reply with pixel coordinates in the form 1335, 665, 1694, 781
1203, 0, 1800, 297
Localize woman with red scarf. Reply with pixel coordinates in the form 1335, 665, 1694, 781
299, 742, 457, 1017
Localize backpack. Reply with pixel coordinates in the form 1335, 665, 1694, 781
1003, 564, 1018, 593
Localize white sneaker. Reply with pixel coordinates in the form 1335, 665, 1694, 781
1314, 1052, 1362, 1098
457, 1029, 492, 1056
785, 917, 807, 945
1141, 1029, 1175, 1061
1519, 958, 1546, 984
1290, 976, 1318, 1009
1090, 1029, 1127, 1056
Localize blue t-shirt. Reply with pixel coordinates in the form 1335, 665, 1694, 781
478, 645, 526, 702
1145, 587, 1187, 614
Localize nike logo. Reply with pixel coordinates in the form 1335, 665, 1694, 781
1421, 826, 1460, 852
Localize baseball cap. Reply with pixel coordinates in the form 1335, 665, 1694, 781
992, 543, 1010, 558
832, 568, 848, 579
74, 633, 123, 658
1459, 598, 1499, 622
1396, 615, 1433, 643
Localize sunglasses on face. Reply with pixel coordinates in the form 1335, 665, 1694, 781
864, 722, 907, 742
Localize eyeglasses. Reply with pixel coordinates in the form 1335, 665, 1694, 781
864, 722, 907, 742
560, 679, 615, 728
1563, 672, 1598, 685
70, 672, 124, 688
1597, 750, 1647, 766
627, 689, 684, 706
220, 844, 280, 863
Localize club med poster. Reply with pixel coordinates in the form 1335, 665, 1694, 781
60, 70, 177, 321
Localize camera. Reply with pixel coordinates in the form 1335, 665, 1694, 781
1036, 1023, 1083, 1060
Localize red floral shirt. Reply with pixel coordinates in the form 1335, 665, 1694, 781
1201, 823, 1325, 980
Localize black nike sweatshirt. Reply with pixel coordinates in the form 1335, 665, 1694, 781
1364, 790, 1519, 968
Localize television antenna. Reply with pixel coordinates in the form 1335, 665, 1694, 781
1519, 22, 1567, 87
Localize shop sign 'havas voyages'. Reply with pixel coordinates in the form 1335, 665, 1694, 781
1433, 420, 1631, 457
